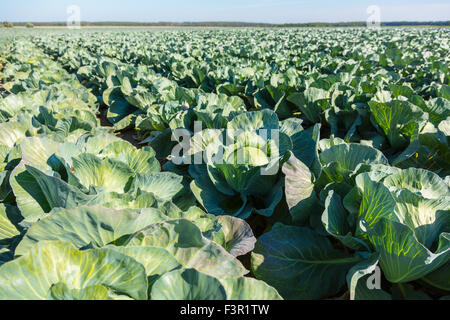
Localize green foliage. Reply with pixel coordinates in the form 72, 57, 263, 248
0, 28, 449, 300
3, 21, 13, 28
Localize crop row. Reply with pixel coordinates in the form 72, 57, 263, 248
0, 39, 279, 300
0, 28, 449, 299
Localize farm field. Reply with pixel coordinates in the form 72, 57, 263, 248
0, 27, 449, 300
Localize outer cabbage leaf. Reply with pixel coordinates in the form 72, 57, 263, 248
365, 218, 449, 283
0, 204, 20, 247
282, 152, 317, 223
213, 215, 256, 257
251, 224, 362, 299
15, 206, 165, 255
151, 268, 282, 300
151, 268, 227, 300
129, 219, 248, 279
346, 254, 392, 300
0, 240, 147, 300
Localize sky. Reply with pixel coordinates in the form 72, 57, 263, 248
2, 0, 450, 23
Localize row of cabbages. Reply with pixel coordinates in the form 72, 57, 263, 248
0, 40, 282, 300
35, 29, 449, 178
0, 28, 449, 300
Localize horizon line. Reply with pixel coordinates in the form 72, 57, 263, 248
4, 20, 450, 24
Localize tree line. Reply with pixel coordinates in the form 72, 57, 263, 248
2, 21, 450, 28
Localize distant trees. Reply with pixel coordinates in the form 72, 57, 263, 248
3, 21, 14, 28
2, 20, 450, 28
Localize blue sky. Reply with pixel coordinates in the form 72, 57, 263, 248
2, 0, 449, 23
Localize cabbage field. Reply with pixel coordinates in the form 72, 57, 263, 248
0, 27, 449, 300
